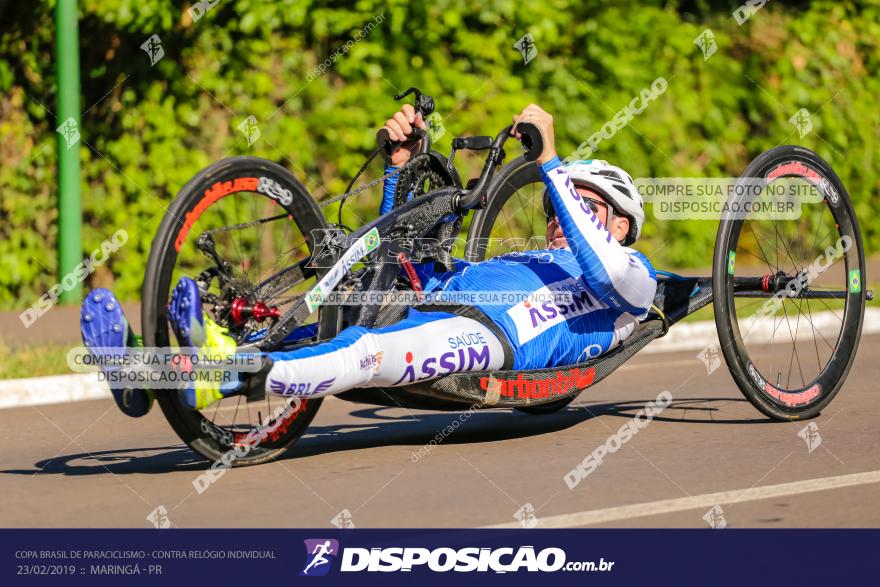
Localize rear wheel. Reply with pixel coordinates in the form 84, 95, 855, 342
713, 146, 866, 421
142, 156, 334, 465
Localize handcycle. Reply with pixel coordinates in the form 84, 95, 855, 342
138, 89, 870, 466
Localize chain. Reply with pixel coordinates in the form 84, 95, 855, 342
203, 212, 290, 236
201, 160, 417, 238
317, 163, 409, 208
197, 161, 419, 305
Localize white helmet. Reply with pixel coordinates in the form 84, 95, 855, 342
556, 159, 644, 246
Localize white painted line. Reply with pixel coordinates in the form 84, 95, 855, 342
0, 373, 110, 410
486, 469, 880, 528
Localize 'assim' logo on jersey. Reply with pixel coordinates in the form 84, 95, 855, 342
270, 377, 335, 397
393, 347, 492, 385
507, 276, 607, 344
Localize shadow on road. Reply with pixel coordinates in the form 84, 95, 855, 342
1, 446, 204, 476
1, 396, 766, 475
600, 396, 772, 425
288, 396, 767, 459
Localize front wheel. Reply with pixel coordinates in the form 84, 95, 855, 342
142, 156, 334, 466
713, 146, 866, 421
465, 155, 542, 262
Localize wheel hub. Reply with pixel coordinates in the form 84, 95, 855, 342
229, 297, 281, 326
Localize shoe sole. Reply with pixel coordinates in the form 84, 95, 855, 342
169, 277, 203, 348
81, 289, 153, 418
168, 277, 208, 409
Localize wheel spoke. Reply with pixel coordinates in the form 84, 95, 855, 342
804, 297, 823, 372
729, 169, 862, 395
778, 300, 804, 389
746, 221, 775, 273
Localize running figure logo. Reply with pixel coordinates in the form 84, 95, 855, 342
237, 115, 262, 146
300, 539, 339, 576
140, 34, 165, 66
693, 29, 717, 60
513, 33, 537, 65
789, 108, 813, 138
56, 117, 80, 149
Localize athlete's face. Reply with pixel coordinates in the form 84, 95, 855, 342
545, 187, 629, 249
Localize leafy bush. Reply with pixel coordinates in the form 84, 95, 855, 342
1, 0, 878, 309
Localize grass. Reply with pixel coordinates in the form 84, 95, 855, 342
0, 338, 84, 380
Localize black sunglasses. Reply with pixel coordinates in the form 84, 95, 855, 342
543, 192, 609, 221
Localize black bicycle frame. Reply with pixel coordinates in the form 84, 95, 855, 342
255, 123, 542, 349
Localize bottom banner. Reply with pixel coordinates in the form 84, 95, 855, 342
2, 529, 874, 585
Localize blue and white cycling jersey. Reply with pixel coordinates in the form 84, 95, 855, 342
381, 156, 657, 370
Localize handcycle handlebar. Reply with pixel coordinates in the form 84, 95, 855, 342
517, 122, 544, 162
455, 121, 544, 211
376, 126, 429, 158
375, 98, 544, 211
375, 87, 436, 158
375, 85, 544, 207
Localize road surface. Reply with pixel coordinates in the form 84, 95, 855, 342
3, 334, 879, 529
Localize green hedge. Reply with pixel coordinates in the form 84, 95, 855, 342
2, 0, 879, 309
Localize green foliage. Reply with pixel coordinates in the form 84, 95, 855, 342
1, 0, 879, 309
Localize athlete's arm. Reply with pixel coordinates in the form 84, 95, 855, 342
513, 104, 656, 317
540, 158, 656, 316
379, 104, 425, 215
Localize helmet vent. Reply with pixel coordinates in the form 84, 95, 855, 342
597, 169, 623, 181
613, 184, 631, 198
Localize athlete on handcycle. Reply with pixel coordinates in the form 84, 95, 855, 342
83, 103, 656, 413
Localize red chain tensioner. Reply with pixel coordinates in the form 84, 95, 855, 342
229, 297, 281, 326
397, 252, 424, 303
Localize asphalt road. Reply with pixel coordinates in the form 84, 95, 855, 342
3, 334, 879, 529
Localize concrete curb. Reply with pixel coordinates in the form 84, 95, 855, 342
0, 372, 110, 410
1, 309, 877, 410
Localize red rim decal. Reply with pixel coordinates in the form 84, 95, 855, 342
174, 177, 260, 252
232, 398, 309, 445
765, 161, 823, 185
765, 161, 840, 207
764, 382, 821, 407
748, 362, 821, 407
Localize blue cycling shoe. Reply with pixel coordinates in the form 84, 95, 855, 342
168, 276, 206, 348
169, 277, 241, 409
80, 289, 154, 418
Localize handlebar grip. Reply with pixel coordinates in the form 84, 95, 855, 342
376, 127, 427, 156
451, 135, 494, 151
516, 122, 544, 162
376, 127, 396, 155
